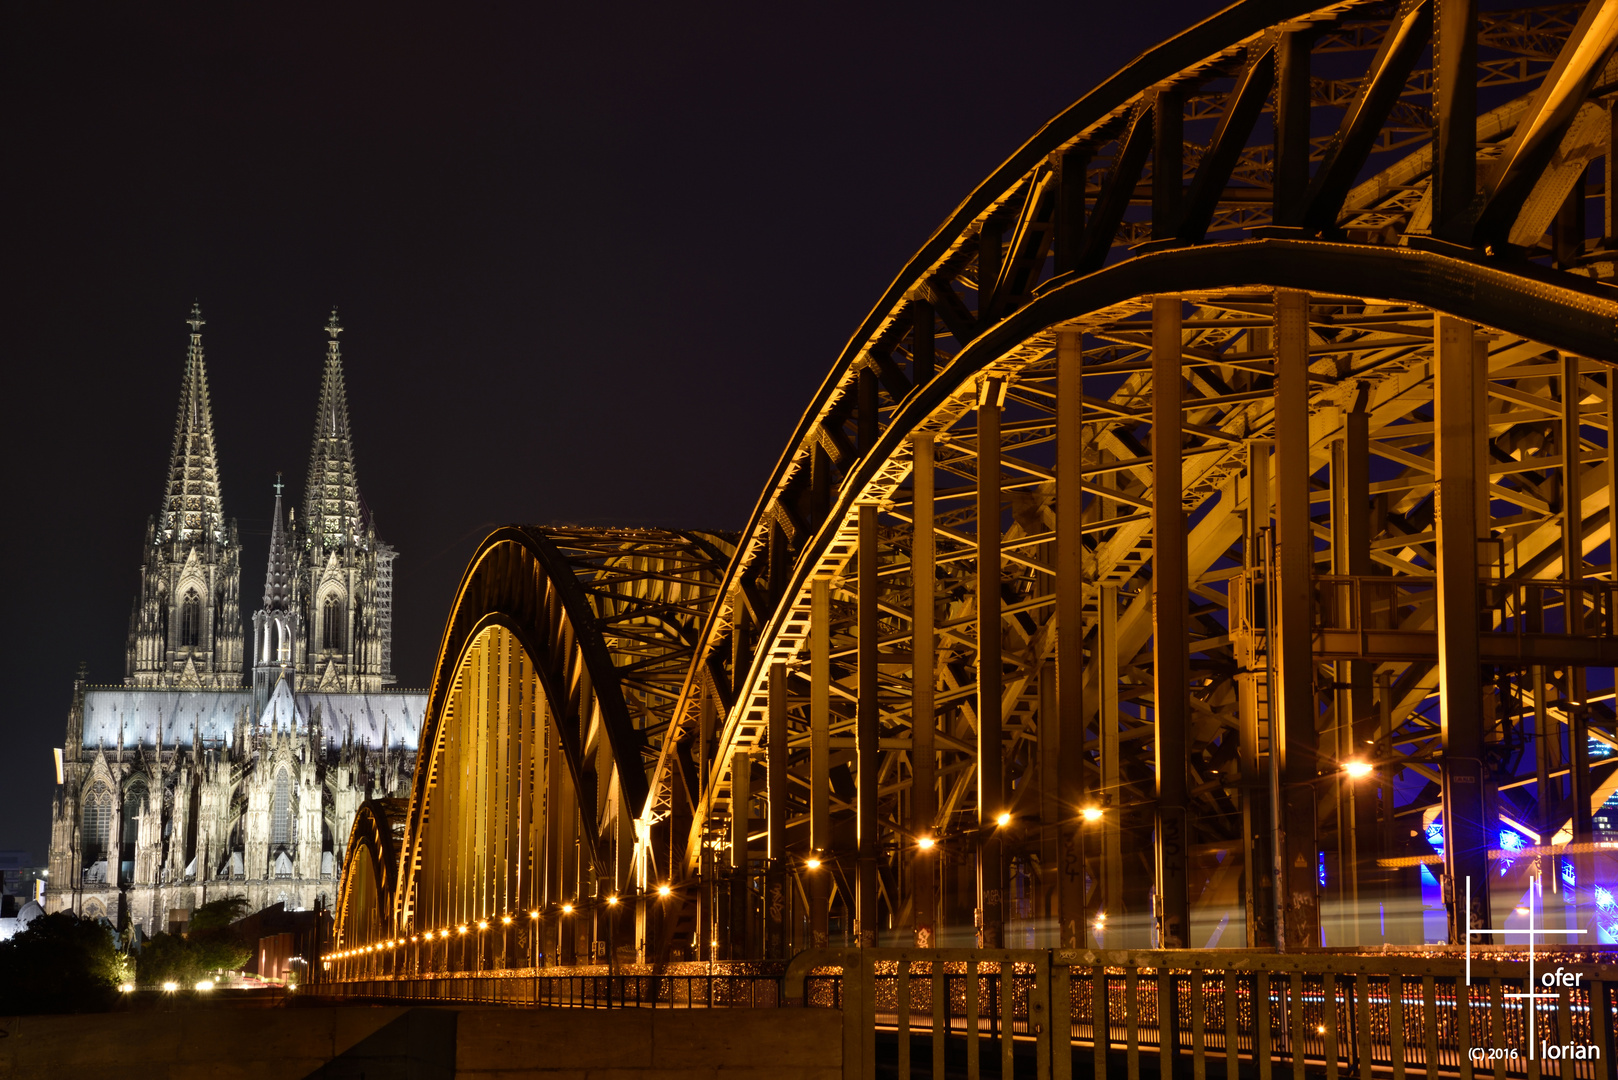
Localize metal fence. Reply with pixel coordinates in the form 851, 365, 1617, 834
783, 948, 1618, 1080
320, 971, 782, 1009
318, 947, 1618, 1080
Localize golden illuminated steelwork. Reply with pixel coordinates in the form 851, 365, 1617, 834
332, 0, 1618, 970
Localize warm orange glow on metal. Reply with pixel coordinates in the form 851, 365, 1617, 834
805, 858, 821, 870
1377, 837, 1618, 868
1342, 760, 1373, 780
916, 836, 935, 850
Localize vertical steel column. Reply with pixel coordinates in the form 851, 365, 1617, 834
1435, 315, 1491, 942
911, 433, 938, 947
1240, 441, 1275, 948
1432, 0, 1478, 243
977, 377, 1006, 949
1273, 32, 1312, 227
730, 748, 750, 960
1152, 92, 1182, 240
697, 688, 715, 961
544, 699, 562, 966
1332, 408, 1374, 944
1563, 352, 1594, 913
766, 662, 788, 959
857, 503, 881, 947
1100, 584, 1123, 942
1055, 329, 1088, 948
810, 577, 832, 948
1151, 296, 1190, 948
1273, 288, 1321, 951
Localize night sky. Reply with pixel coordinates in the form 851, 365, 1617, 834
2, 2, 1211, 859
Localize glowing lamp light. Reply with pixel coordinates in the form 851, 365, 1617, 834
440, 930, 451, 939
1095, 912, 1107, 923
1515, 905, 1531, 916
1342, 760, 1373, 780
996, 812, 1012, 828
502, 915, 512, 925
562, 903, 574, 915
917, 836, 936, 850
657, 885, 672, 897
162, 981, 179, 993
1316, 1025, 1326, 1035
529, 910, 540, 919
195, 980, 215, 992
458, 925, 468, 935
477, 921, 488, 931
1081, 806, 1103, 823
1598, 886, 1616, 912
607, 896, 620, 906
806, 858, 821, 870
118, 983, 134, 993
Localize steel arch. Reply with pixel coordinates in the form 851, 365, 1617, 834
334, 797, 407, 949
332, 0, 1618, 973
647, 0, 1618, 955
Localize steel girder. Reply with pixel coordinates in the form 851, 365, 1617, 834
334, 797, 407, 949
384, 528, 730, 943
652, 0, 1618, 954
334, 0, 1618, 965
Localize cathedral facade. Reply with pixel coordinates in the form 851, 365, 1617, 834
46, 307, 424, 935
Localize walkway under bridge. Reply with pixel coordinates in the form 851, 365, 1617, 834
325, 0, 1618, 1067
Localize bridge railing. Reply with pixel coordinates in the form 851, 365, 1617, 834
783, 947, 1618, 1080
315, 948, 1618, 1080
318, 970, 785, 1008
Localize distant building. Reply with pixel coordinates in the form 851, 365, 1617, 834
45, 307, 424, 934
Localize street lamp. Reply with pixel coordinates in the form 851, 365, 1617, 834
917, 835, 936, 850
996, 812, 1012, 828
1342, 760, 1373, 780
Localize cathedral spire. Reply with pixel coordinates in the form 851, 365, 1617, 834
303, 308, 361, 549
262, 473, 292, 612
159, 303, 225, 542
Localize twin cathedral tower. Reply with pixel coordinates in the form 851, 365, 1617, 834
46, 306, 424, 933
126, 305, 398, 704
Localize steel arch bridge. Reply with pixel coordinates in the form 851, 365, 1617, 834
331, 0, 1618, 979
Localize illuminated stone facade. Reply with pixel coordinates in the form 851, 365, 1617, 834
46, 307, 422, 934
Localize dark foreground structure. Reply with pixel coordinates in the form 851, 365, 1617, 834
320, 0, 1618, 1075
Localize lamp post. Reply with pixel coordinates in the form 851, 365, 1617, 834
1080, 805, 1103, 947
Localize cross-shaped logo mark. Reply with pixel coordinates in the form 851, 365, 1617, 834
1463, 875, 1586, 1060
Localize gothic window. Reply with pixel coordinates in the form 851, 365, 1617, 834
272, 769, 292, 846
180, 590, 201, 647
81, 783, 111, 865
322, 595, 343, 651
122, 782, 146, 850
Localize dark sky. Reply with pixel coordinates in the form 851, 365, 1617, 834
1, 2, 1211, 858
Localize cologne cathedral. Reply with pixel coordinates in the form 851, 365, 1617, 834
44, 306, 425, 935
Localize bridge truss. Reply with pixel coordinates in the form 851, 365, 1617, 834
331, 0, 1618, 979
